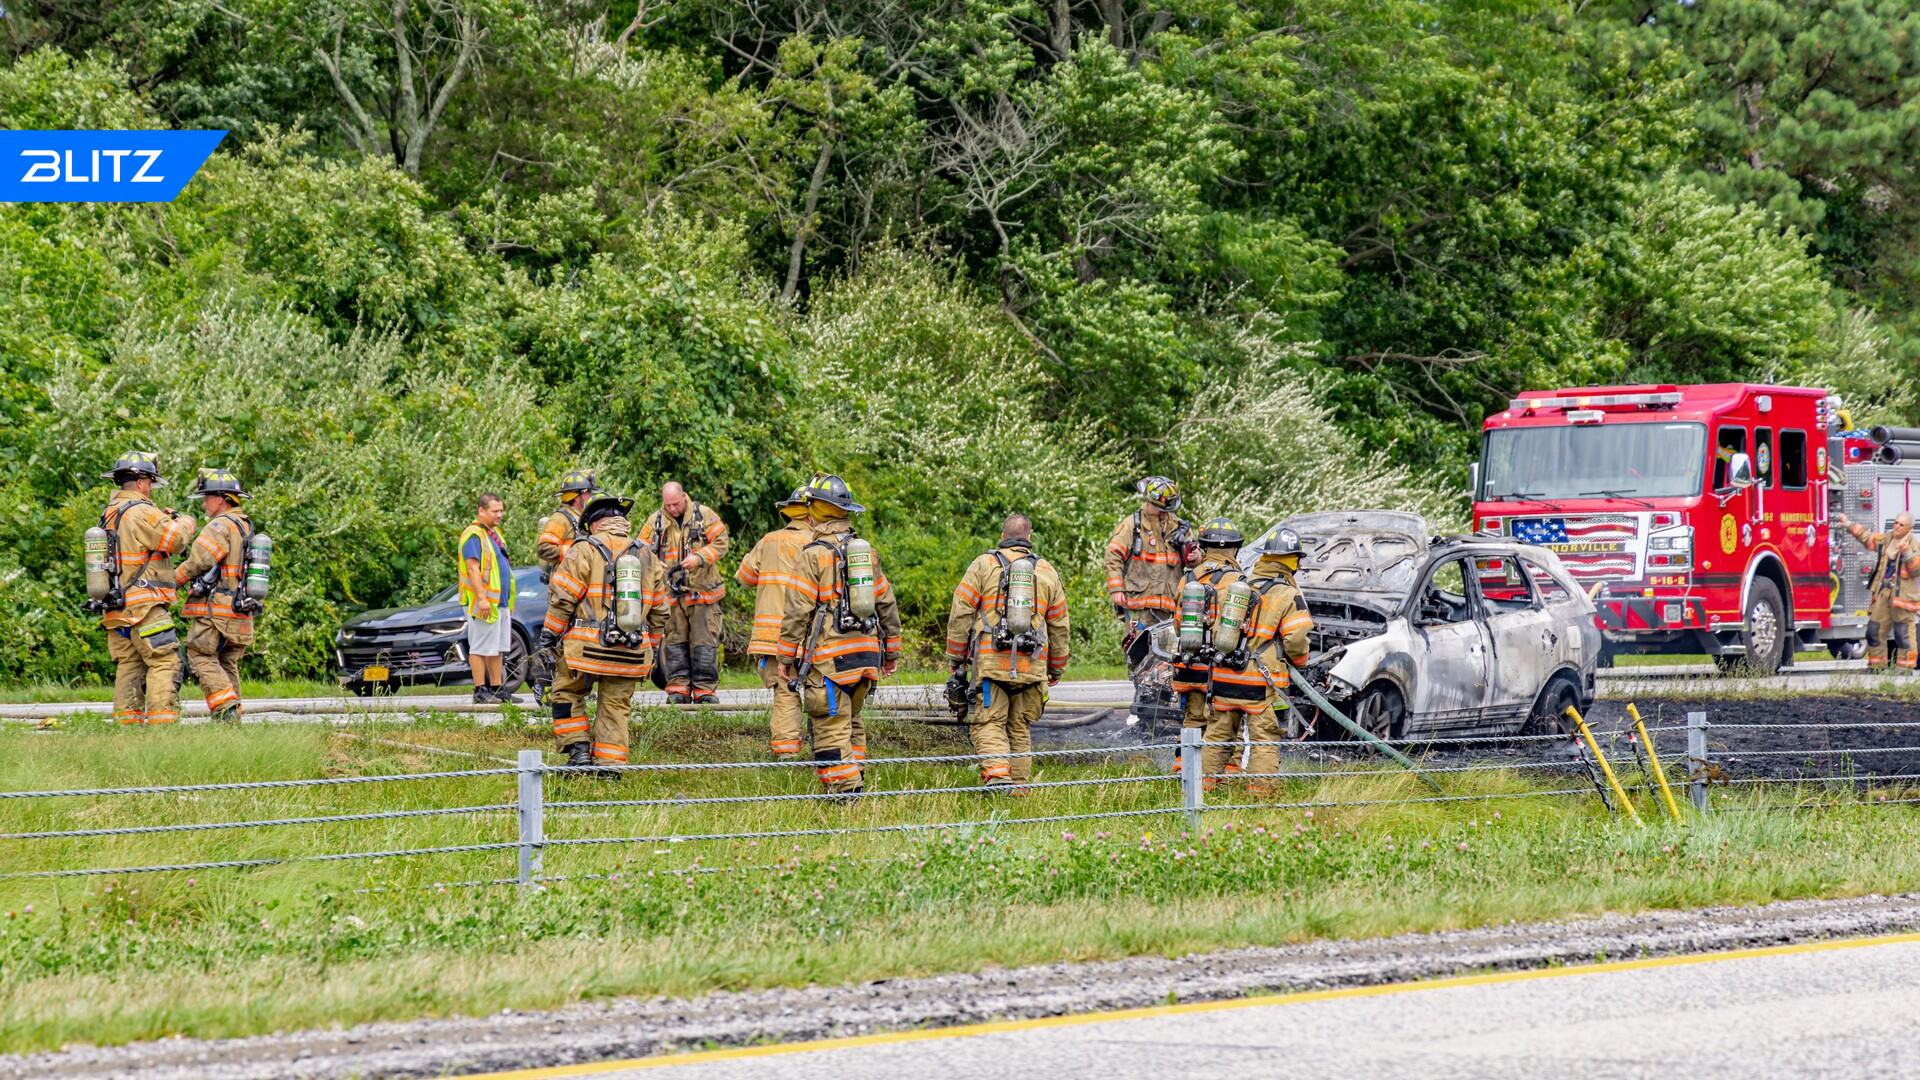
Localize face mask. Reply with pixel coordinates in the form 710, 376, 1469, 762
809, 503, 849, 522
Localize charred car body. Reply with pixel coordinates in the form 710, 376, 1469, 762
1245, 512, 1599, 740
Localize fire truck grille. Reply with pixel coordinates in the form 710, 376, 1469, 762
1509, 515, 1639, 579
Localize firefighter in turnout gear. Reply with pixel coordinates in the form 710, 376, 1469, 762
1209, 528, 1316, 793
171, 469, 256, 722
532, 470, 600, 702
735, 487, 815, 757
944, 514, 1071, 790
1839, 512, 1920, 670
638, 482, 731, 703
1107, 476, 1192, 729
776, 475, 902, 795
1169, 518, 1247, 786
94, 452, 196, 724
539, 495, 671, 772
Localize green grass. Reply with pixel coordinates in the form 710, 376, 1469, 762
1, 711, 1917, 1053
1608, 650, 1833, 667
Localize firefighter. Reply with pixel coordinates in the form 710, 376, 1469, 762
1838, 512, 1920, 670
94, 452, 196, 725
532, 470, 599, 702
1206, 528, 1316, 794
1169, 518, 1247, 786
944, 513, 1070, 791
734, 487, 815, 757
638, 481, 731, 704
1105, 476, 1191, 727
537, 494, 671, 772
171, 469, 256, 723
776, 475, 901, 796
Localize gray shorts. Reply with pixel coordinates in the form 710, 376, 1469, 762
466, 608, 514, 657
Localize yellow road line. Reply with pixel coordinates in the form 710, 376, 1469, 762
466, 931, 1920, 1078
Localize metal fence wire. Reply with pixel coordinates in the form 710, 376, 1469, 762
4, 710, 1919, 886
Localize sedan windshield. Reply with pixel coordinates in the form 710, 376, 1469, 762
1480, 422, 1706, 501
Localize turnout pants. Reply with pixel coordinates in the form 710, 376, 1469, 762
108, 607, 182, 725
1866, 594, 1918, 670
662, 603, 722, 696
550, 666, 638, 766
970, 680, 1044, 786
1203, 705, 1283, 793
802, 671, 870, 793
184, 619, 248, 719
757, 656, 805, 756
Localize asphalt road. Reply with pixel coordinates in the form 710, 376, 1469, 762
481, 935, 1920, 1080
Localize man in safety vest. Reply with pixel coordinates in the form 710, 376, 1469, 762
945, 513, 1071, 790
171, 469, 257, 723
532, 470, 599, 703
1169, 518, 1246, 786
776, 475, 901, 795
1206, 527, 1315, 794
457, 493, 516, 703
735, 487, 814, 756
1105, 476, 1191, 729
95, 451, 196, 724
638, 481, 731, 703
538, 494, 670, 771
1839, 511, 1920, 670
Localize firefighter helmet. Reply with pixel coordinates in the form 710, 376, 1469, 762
100, 450, 167, 487
189, 468, 248, 500
1253, 527, 1305, 559
1196, 517, 1242, 547
805, 474, 866, 514
1136, 475, 1181, 512
554, 470, 599, 499
580, 494, 635, 530
775, 486, 809, 509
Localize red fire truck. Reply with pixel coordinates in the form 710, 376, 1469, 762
1471, 383, 1877, 670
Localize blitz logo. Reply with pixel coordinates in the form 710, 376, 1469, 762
0, 131, 226, 203
20, 149, 167, 184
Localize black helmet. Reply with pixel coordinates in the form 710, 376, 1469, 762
100, 450, 166, 487
189, 467, 248, 500
1253, 527, 1305, 559
775, 486, 809, 509
1196, 516, 1242, 547
555, 470, 599, 498
805, 473, 866, 513
1136, 475, 1181, 512
580, 493, 635, 529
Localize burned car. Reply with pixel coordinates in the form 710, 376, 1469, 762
1244, 511, 1599, 740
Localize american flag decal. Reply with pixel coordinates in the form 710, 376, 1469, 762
1511, 516, 1640, 580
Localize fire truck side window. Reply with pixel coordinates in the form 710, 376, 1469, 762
1779, 430, 1808, 489
1755, 428, 1774, 487
1713, 426, 1747, 490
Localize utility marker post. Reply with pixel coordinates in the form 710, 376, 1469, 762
517, 749, 545, 887
1181, 726, 1203, 832
1686, 711, 1710, 816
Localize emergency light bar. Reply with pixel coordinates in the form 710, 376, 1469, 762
1509, 390, 1683, 411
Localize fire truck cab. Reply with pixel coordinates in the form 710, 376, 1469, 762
1471, 383, 1868, 669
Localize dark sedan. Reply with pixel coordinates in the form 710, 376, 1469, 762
334, 568, 552, 696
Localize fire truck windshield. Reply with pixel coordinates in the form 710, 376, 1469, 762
1479, 422, 1706, 502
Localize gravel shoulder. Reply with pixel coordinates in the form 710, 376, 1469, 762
13, 892, 1920, 1080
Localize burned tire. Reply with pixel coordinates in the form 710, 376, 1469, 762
1350, 683, 1407, 742
1522, 676, 1581, 737
1829, 639, 1866, 661
1713, 578, 1787, 674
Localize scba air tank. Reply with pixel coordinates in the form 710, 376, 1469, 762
1177, 578, 1209, 656
1214, 578, 1254, 654
84, 526, 113, 601
244, 533, 273, 601
845, 538, 876, 618
1004, 558, 1036, 635
614, 549, 649, 634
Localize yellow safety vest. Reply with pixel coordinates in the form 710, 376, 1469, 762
457, 523, 515, 621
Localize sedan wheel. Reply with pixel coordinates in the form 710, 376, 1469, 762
1351, 684, 1406, 741
1524, 678, 1580, 736
499, 634, 530, 695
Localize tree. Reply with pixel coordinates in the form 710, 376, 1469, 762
309, 0, 494, 175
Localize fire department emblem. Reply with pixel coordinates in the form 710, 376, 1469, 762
1720, 514, 1737, 554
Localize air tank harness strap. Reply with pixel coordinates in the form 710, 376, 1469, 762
577, 536, 618, 630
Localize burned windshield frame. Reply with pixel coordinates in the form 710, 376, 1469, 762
1478, 422, 1707, 501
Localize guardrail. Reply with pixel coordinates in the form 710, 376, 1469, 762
4, 709, 1917, 887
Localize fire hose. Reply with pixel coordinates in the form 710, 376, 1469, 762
1253, 656, 1442, 792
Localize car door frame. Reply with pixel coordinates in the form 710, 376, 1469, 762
1472, 551, 1558, 728
1400, 552, 1492, 732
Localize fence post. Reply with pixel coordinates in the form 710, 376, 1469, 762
1180, 726, 1203, 832
1686, 711, 1710, 816
517, 749, 545, 887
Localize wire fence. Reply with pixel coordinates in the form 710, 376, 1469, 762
5, 706, 1920, 887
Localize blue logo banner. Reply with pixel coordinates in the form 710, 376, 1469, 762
0, 130, 227, 203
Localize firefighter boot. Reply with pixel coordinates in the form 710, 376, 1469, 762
661, 641, 692, 703
1895, 618, 1918, 672
690, 645, 721, 704
565, 742, 594, 771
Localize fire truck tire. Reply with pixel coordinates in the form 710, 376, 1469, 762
1715, 578, 1786, 674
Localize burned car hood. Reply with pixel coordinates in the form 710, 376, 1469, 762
1243, 510, 1428, 611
